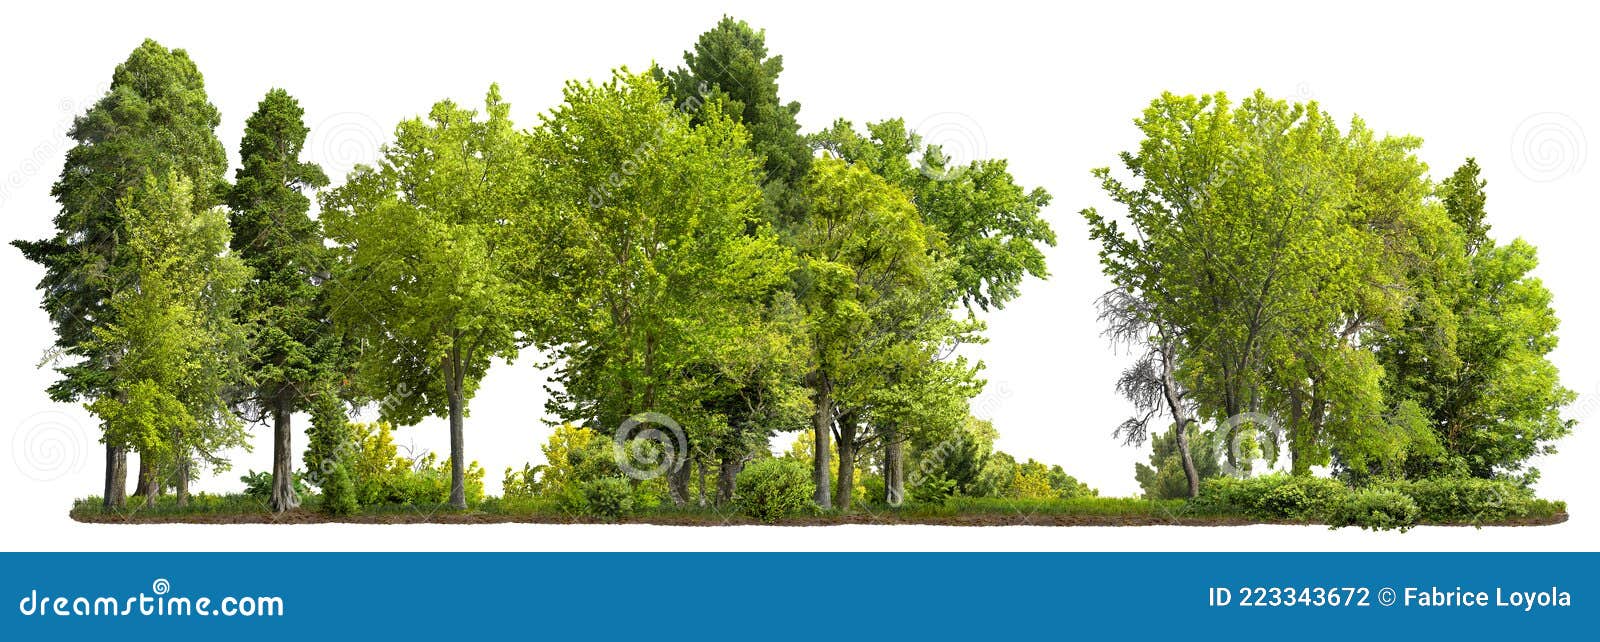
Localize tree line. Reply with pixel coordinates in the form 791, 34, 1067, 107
15, 18, 1572, 516
17, 18, 1058, 512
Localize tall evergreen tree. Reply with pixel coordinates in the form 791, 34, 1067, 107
227, 89, 334, 512
12, 39, 227, 508
663, 16, 812, 225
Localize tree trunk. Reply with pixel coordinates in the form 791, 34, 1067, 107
716, 454, 740, 507
883, 429, 904, 506
835, 416, 856, 511
102, 444, 126, 510
447, 380, 467, 510
138, 457, 158, 507
1160, 343, 1200, 498
810, 371, 832, 510
175, 455, 190, 508
268, 395, 301, 512
696, 459, 708, 507
668, 454, 692, 506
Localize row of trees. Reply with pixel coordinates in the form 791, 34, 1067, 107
17, 18, 1058, 512
1087, 92, 1573, 497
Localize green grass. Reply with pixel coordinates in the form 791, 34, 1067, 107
69, 492, 1567, 527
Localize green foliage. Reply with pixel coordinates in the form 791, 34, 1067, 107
321, 84, 531, 508
84, 172, 250, 485
1377, 477, 1536, 523
564, 477, 637, 522
1328, 488, 1420, 532
333, 421, 484, 507
1136, 424, 1222, 499
1195, 474, 1347, 520
735, 458, 815, 523
319, 463, 358, 517
14, 39, 228, 410
241, 470, 306, 499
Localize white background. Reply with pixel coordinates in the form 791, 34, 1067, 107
1, 0, 1595, 551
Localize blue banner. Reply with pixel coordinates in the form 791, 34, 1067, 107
2, 553, 1591, 639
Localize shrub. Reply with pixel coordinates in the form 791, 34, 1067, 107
1381, 477, 1534, 524
240, 469, 307, 500
320, 463, 358, 517
735, 458, 815, 523
581, 477, 636, 521
1194, 474, 1348, 520
1329, 488, 1420, 532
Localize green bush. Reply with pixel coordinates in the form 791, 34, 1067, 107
240, 469, 307, 500
320, 463, 359, 517
1195, 474, 1348, 520
1380, 477, 1534, 523
1329, 488, 1419, 532
582, 477, 636, 521
735, 458, 815, 523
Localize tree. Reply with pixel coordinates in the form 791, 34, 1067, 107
1378, 159, 1574, 481
812, 118, 1053, 503
12, 39, 227, 508
1085, 91, 1425, 482
320, 85, 529, 509
792, 157, 937, 508
85, 172, 249, 507
662, 16, 812, 224
530, 70, 795, 505
1135, 423, 1222, 500
226, 89, 334, 512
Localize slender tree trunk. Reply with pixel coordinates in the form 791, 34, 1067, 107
139, 457, 158, 507
103, 444, 126, 510
883, 429, 904, 506
716, 454, 739, 507
175, 455, 190, 508
268, 394, 300, 512
1160, 343, 1200, 498
696, 459, 708, 507
835, 416, 856, 511
447, 380, 467, 509
810, 370, 832, 509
